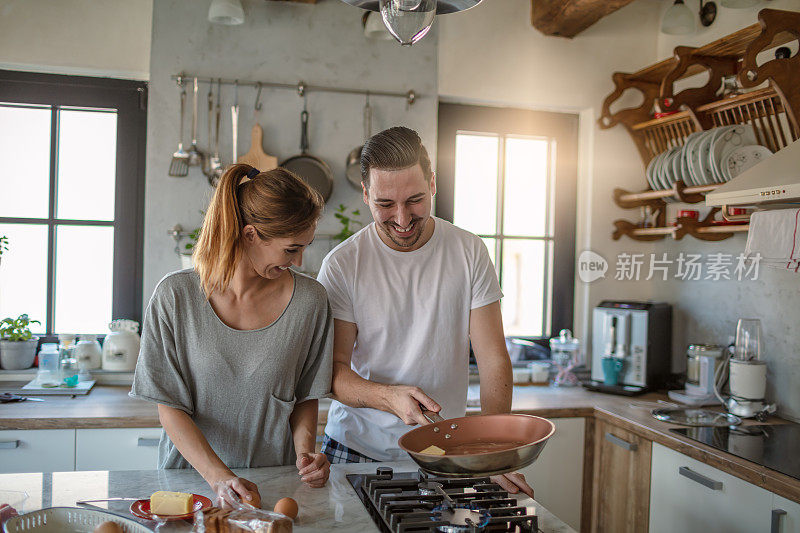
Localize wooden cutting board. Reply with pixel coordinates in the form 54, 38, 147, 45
236, 124, 278, 171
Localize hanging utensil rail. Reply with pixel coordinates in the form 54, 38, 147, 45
171, 73, 417, 106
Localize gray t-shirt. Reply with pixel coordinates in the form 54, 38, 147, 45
130, 269, 332, 469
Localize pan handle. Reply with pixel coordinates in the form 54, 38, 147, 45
420, 409, 445, 424
300, 109, 310, 153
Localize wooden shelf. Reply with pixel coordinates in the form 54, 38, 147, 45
697, 224, 750, 234
601, 8, 799, 243
614, 208, 750, 242
625, 20, 795, 85
614, 181, 718, 209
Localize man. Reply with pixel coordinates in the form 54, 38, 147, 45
317, 126, 532, 496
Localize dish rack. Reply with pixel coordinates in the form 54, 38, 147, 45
599, 8, 800, 241
3, 507, 152, 533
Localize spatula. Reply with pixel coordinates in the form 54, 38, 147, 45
168, 83, 189, 177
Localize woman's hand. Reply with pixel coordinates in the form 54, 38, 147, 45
296, 452, 330, 488
210, 475, 262, 509
0, 504, 18, 525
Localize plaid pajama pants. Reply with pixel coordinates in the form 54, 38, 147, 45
320, 434, 378, 464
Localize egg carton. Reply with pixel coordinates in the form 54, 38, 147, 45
3, 507, 152, 533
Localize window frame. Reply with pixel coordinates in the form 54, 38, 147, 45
436, 102, 578, 342
0, 69, 147, 336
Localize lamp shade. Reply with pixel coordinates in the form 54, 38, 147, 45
209, 0, 244, 25
661, 0, 695, 35
363, 11, 394, 40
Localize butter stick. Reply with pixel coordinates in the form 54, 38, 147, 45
419, 445, 446, 456
150, 491, 194, 515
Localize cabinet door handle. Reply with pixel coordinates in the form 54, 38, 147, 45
771, 509, 787, 533
605, 432, 637, 451
137, 438, 160, 447
0, 440, 20, 449
679, 466, 723, 491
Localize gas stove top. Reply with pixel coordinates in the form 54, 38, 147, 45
346, 467, 538, 533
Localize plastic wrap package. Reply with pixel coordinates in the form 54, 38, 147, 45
192, 486, 292, 533
192, 506, 293, 533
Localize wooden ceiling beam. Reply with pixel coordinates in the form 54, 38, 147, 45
531, 0, 639, 38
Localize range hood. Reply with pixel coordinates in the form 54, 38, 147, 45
706, 137, 800, 207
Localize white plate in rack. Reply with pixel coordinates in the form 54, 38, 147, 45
646, 152, 661, 190
722, 144, 773, 181
695, 130, 717, 185
711, 125, 758, 182
682, 131, 704, 187
687, 130, 709, 186
660, 146, 681, 190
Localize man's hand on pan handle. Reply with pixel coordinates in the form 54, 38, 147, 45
381, 384, 441, 426
490, 472, 534, 499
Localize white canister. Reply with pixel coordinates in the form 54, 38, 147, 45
102, 319, 141, 371
729, 359, 767, 400
528, 361, 551, 383
75, 334, 103, 370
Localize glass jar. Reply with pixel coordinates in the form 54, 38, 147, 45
549, 329, 581, 387
58, 333, 78, 386
36, 343, 60, 387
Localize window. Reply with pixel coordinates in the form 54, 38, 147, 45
437, 103, 578, 339
0, 70, 147, 335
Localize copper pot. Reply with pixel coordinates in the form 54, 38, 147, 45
398, 411, 555, 477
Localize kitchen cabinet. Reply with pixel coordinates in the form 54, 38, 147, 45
772, 494, 800, 533
0, 429, 75, 473
75, 428, 161, 471
649, 442, 774, 533
591, 420, 651, 533
518, 417, 584, 531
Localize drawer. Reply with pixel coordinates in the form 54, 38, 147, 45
76, 428, 161, 471
649, 442, 773, 533
772, 494, 800, 533
0, 429, 76, 473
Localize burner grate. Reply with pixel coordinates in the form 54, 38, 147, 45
347, 468, 538, 533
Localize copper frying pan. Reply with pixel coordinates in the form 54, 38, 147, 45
398, 411, 555, 477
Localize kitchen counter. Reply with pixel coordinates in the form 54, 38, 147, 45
2, 385, 798, 503
1, 461, 575, 532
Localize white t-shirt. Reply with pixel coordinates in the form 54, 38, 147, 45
317, 217, 503, 460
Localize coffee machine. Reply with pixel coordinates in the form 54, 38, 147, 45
584, 301, 672, 395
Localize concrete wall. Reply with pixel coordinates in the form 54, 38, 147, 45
143, 0, 438, 299
0, 0, 152, 79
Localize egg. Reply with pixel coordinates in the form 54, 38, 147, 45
273, 496, 298, 519
93, 521, 124, 533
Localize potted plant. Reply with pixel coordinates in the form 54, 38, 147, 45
0, 314, 40, 370
180, 226, 201, 269
0, 235, 8, 266
333, 204, 364, 244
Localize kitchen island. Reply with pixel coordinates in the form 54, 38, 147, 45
1, 460, 575, 532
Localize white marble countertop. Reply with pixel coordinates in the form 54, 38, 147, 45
1, 461, 574, 532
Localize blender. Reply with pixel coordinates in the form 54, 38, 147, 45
714, 318, 776, 419
667, 344, 723, 406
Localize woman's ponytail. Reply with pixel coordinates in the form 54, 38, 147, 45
193, 164, 253, 297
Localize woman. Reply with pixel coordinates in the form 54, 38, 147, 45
131, 164, 332, 505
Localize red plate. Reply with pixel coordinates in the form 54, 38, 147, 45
130, 494, 213, 521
